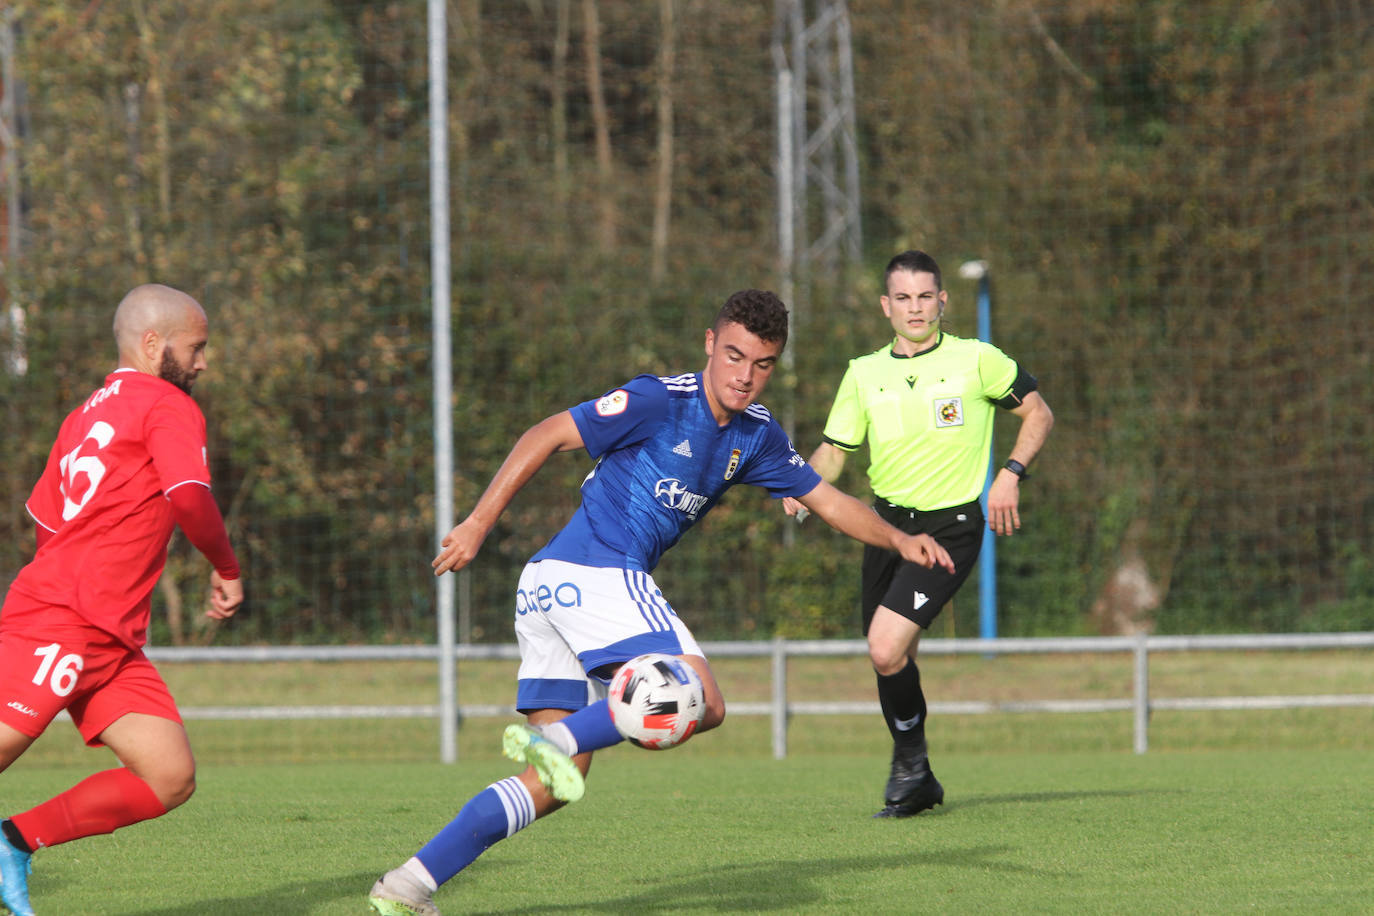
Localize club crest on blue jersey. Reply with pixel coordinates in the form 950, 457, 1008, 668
724, 449, 741, 480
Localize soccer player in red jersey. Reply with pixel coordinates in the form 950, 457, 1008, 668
0, 284, 244, 916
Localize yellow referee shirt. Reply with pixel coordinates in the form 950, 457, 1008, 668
820, 333, 1020, 510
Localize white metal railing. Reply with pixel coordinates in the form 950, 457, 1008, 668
146, 632, 1374, 758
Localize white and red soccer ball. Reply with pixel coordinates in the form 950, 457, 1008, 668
607, 653, 705, 750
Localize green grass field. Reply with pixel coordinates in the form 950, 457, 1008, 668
5, 741, 1371, 914
4, 651, 1372, 913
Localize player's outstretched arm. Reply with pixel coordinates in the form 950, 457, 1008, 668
433, 410, 585, 575
782, 442, 847, 519
796, 480, 954, 573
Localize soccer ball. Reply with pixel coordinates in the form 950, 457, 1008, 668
607, 653, 705, 750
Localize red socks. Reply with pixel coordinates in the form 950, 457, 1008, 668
11, 768, 167, 849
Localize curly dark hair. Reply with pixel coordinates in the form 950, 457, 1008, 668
713, 289, 789, 347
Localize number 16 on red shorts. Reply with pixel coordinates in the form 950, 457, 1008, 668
0, 607, 179, 745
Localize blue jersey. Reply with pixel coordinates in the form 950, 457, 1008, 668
532, 372, 821, 572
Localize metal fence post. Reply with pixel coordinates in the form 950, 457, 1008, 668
772, 636, 788, 759
1133, 633, 1150, 753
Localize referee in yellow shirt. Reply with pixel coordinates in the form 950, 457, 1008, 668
785, 250, 1054, 817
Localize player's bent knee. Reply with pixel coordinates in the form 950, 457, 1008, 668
147, 767, 197, 811
162, 777, 196, 811
868, 645, 909, 677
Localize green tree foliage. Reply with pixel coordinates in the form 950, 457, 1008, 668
4, 0, 434, 642
1, 1, 1369, 643
843, 0, 1373, 634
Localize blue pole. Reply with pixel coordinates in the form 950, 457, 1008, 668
974, 273, 997, 641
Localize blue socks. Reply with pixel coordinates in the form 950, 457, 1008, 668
415, 776, 534, 886
550, 699, 625, 755
410, 704, 624, 889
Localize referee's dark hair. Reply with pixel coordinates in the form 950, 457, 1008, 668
885, 250, 943, 291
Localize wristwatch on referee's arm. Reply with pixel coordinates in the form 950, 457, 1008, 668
1003, 458, 1030, 481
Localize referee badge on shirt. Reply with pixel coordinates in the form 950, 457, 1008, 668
934, 397, 964, 427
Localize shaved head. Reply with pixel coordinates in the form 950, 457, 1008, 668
113, 284, 211, 392
114, 284, 204, 355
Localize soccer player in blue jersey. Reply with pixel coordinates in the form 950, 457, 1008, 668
368, 289, 954, 916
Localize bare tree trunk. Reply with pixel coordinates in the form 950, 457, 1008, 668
159, 541, 186, 646
453, 0, 483, 246
650, 0, 676, 282
551, 0, 572, 255
1088, 519, 1159, 636
121, 82, 146, 267
582, 0, 616, 251
132, 0, 172, 277
132, 0, 187, 643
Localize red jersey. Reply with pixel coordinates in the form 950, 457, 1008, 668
10, 370, 214, 648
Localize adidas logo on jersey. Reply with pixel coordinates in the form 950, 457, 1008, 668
673, 439, 693, 458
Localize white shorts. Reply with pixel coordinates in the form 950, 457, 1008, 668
513, 558, 704, 712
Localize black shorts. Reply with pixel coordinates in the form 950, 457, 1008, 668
861, 499, 984, 632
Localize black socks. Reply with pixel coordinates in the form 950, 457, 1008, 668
2, 818, 32, 854
876, 658, 927, 748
